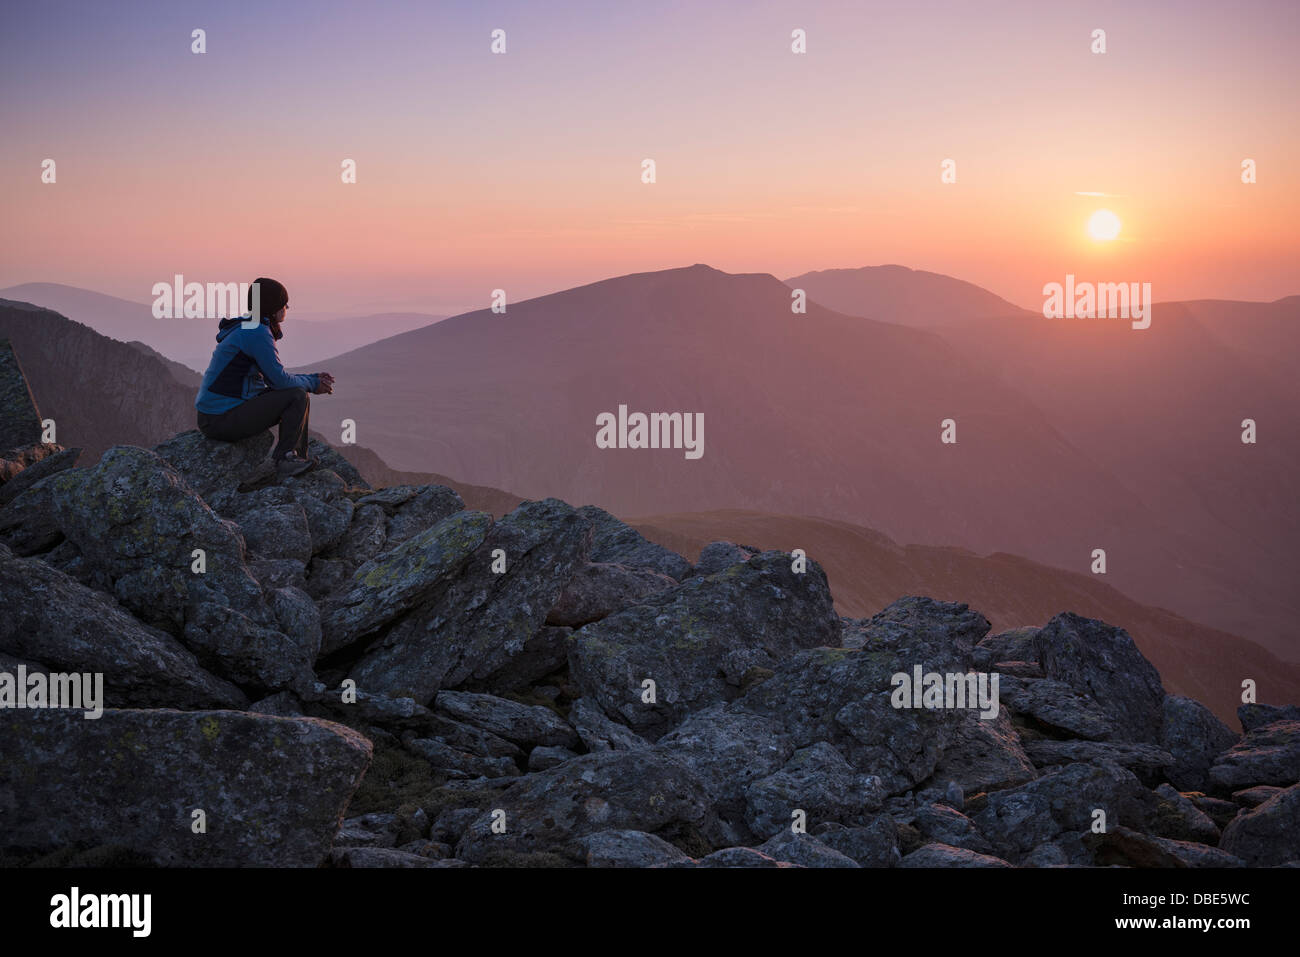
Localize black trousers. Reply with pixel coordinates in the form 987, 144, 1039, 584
197, 388, 310, 460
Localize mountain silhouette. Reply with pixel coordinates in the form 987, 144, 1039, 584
783, 264, 1031, 326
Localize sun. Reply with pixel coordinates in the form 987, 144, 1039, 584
1087, 209, 1122, 241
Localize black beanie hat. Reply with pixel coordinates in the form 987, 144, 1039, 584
248, 277, 289, 319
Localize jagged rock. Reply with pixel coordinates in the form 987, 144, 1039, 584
658, 705, 794, 830
690, 847, 793, 868
0, 340, 43, 453
812, 818, 900, 867
1238, 703, 1300, 733
329, 502, 387, 568
306, 437, 369, 490
0, 708, 371, 866
404, 737, 520, 779
0, 445, 80, 507
335, 813, 401, 848
1219, 783, 1300, 866
10, 446, 313, 693
1001, 676, 1115, 740
433, 690, 578, 749
249, 691, 304, 717
378, 485, 465, 547
319, 509, 492, 654
569, 697, 649, 753
1208, 720, 1300, 791
692, 541, 758, 577
1232, 785, 1283, 807
0, 542, 247, 709
580, 829, 692, 868
545, 562, 676, 627
454, 750, 711, 863
971, 626, 1039, 670
1161, 694, 1239, 792
971, 762, 1162, 863
1152, 784, 1221, 844
0, 443, 61, 483
577, 505, 691, 581
0, 472, 66, 554
757, 830, 860, 867
1186, 792, 1240, 830
282, 469, 355, 554
1023, 740, 1175, 776
329, 847, 445, 868
238, 503, 313, 564
570, 550, 839, 735
351, 499, 590, 702
913, 803, 995, 855
926, 710, 1037, 795
476, 626, 573, 694
1021, 843, 1070, 867
899, 843, 1012, 868
854, 596, 991, 658
528, 745, 578, 771
152, 429, 275, 505
744, 742, 883, 838
1034, 612, 1166, 744
1086, 826, 1244, 868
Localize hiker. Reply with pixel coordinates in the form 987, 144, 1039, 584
194, 278, 335, 478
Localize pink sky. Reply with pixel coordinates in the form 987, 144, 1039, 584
1, 0, 1296, 315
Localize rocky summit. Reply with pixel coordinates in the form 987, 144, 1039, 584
1, 415, 1298, 866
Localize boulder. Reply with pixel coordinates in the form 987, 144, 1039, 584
1219, 783, 1300, 867
0, 543, 247, 710
237, 503, 313, 564
756, 830, 860, 868
546, 562, 677, 627
152, 430, 275, 506
899, 843, 1012, 868
319, 509, 493, 654
0, 445, 81, 507
0, 708, 372, 867
569, 549, 839, 735
812, 818, 900, 867
913, 803, 995, 855
1001, 676, 1116, 740
454, 750, 711, 863
743, 742, 883, 838
351, 499, 590, 702
1086, 826, 1244, 868
1238, 703, 1300, 733
580, 829, 692, 868
433, 690, 578, 749
971, 626, 1040, 670
576, 505, 691, 581
569, 697, 650, 753
1208, 720, 1300, 791
1033, 612, 1166, 743
692, 541, 758, 577
1161, 694, 1239, 792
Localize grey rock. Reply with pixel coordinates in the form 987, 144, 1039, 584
1002, 676, 1116, 740
577, 505, 691, 581
812, 817, 900, 867
283, 469, 354, 554
927, 710, 1037, 796
913, 803, 995, 855
249, 691, 304, 717
971, 626, 1040, 670
692, 541, 758, 577
899, 843, 1012, 868
546, 562, 676, 627
335, 813, 400, 848
1238, 703, 1300, 733
1219, 783, 1300, 867
569, 697, 650, 753
756, 830, 860, 868
570, 550, 840, 735
0, 445, 81, 507
0, 708, 371, 867
1208, 720, 1300, 791
528, 745, 578, 772
329, 847, 444, 868
580, 829, 692, 867
1033, 612, 1166, 744
1232, 785, 1283, 807
152, 429, 275, 505
658, 705, 793, 819
455, 749, 710, 863
1023, 739, 1175, 775
0, 542, 247, 710
382, 485, 465, 547
319, 509, 493, 654
1152, 784, 1221, 844
305, 438, 370, 490
238, 503, 312, 564
1087, 826, 1244, 868
476, 625, 573, 694
434, 690, 578, 749
1161, 694, 1239, 792
744, 742, 883, 838
404, 737, 520, 780
691, 847, 793, 868
352, 499, 590, 702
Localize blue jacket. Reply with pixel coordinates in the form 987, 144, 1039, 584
195, 317, 320, 414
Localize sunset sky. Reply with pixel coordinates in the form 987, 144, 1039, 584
1, 0, 1296, 315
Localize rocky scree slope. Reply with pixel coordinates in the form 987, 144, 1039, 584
0, 406, 1297, 867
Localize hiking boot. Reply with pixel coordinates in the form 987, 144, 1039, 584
276, 452, 316, 479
